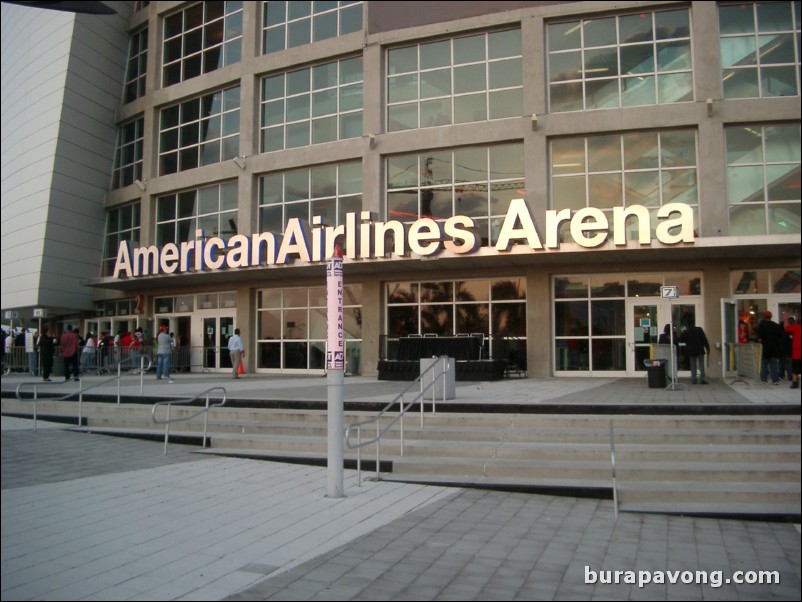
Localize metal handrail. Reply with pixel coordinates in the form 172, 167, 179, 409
345, 355, 450, 486
609, 420, 618, 521
15, 355, 154, 431
151, 387, 227, 455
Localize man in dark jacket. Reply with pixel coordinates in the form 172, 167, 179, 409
757, 311, 784, 384
680, 322, 710, 384
38, 326, 55, 381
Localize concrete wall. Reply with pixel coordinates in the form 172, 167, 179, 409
1, 2, 131, 315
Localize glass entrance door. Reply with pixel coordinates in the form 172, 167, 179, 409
200, 315, 235, 371
629, 302, 660, 375
627, 300, 701, 376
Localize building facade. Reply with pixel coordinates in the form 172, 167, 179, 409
2, 1, 800, 379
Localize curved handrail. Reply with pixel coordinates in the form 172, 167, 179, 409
345, 356, 449, 449
15, 355, 156, 430
151, 387, 227, 455
344, 356, 451, 485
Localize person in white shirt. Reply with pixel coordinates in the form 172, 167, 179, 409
228, 328, 244, 379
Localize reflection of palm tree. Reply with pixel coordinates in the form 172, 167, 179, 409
455, 281, 476, 302
458, 305, 487, 333
420, 281, 452, 303
491, 280, 525, 336
491, 279, 524, 301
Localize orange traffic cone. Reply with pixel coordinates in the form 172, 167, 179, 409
237, 357, 245, 375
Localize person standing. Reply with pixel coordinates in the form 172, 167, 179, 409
757, 311, 784, 385
228, 328, 244, 379
679, 322, 710, 384
60, 325, 81, 381
154, 325, 173, 383
81, 332, 96, 373
39, 326, 55, 381
784, 316, 801, 389
26, 329, 38, 376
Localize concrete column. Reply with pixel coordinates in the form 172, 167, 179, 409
359, 277, 382, 377
237, 287, 255, 372
526, 269, 551, 377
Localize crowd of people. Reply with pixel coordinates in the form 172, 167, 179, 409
1, 325, 181, 382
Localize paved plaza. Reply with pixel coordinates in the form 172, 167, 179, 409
1, 374, 800, 600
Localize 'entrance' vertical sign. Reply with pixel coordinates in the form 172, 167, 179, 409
326, 245, 344, 497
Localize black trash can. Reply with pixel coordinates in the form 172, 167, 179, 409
644, 358, 667, 389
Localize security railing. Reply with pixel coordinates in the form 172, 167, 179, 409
151, 387, 227, 455
5, 344, 240, 376
345, 355, 450, 486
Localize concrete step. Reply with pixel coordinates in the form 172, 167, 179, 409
5, 398, 798, 517
618, 481, 801, 505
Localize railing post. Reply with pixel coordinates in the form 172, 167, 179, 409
609, 420, 618, 521
356, 426, 362, 487
33, 389, 38, 432
375, 421, 381, 481
139, 355, 145, 396
203, 393, 210, 448
400, 399, 405, 457
117, 361, 122, 405
420, 387, 424, 428
163, 404, 171, 456
78, 378, 83, 427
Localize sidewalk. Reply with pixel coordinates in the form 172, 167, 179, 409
3, 370, 801, 407
1, 374, 800, 600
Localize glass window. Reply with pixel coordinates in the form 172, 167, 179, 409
257, 285, 362, 372
162, 2, 242, 86
261, 57, 362, 152
258, 161, 362, 239
112, 116, 144, 189
102, 203, 141, 276
386, 143, 523, 247
263, 1, 363, 53
386, 278, 526, 357
160, 87, 240, 174
156, 182, 238, 246
387, 29, 522, 132
726, 123, 801, 235
551, 130, 699, 241
548, 8, 692, 112
719, 2, 800, 99
123, 28, 147, 103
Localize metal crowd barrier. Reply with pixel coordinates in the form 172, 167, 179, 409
4, 344, 234, 376
734, 343, 761, 383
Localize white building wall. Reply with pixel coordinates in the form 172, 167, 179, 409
0, 2, 130, 315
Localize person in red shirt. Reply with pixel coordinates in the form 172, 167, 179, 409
60, 325, 81, 381
784, 316, 801, 389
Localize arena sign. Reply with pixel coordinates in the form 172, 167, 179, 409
113, 199, 694, 279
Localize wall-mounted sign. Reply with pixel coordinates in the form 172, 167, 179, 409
113, 200, 695, 279
661, 286, 680, 299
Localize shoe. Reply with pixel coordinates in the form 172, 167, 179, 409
773, 381, 780, 385
168, 379, 174, 384
233, 375, 239, 379
43, 378, 52, 382
699, 380, 708, 384
691, 380, 697, 385
74, 377, 80, 382
791, 382, 799, 389
156, 376, 161, 380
